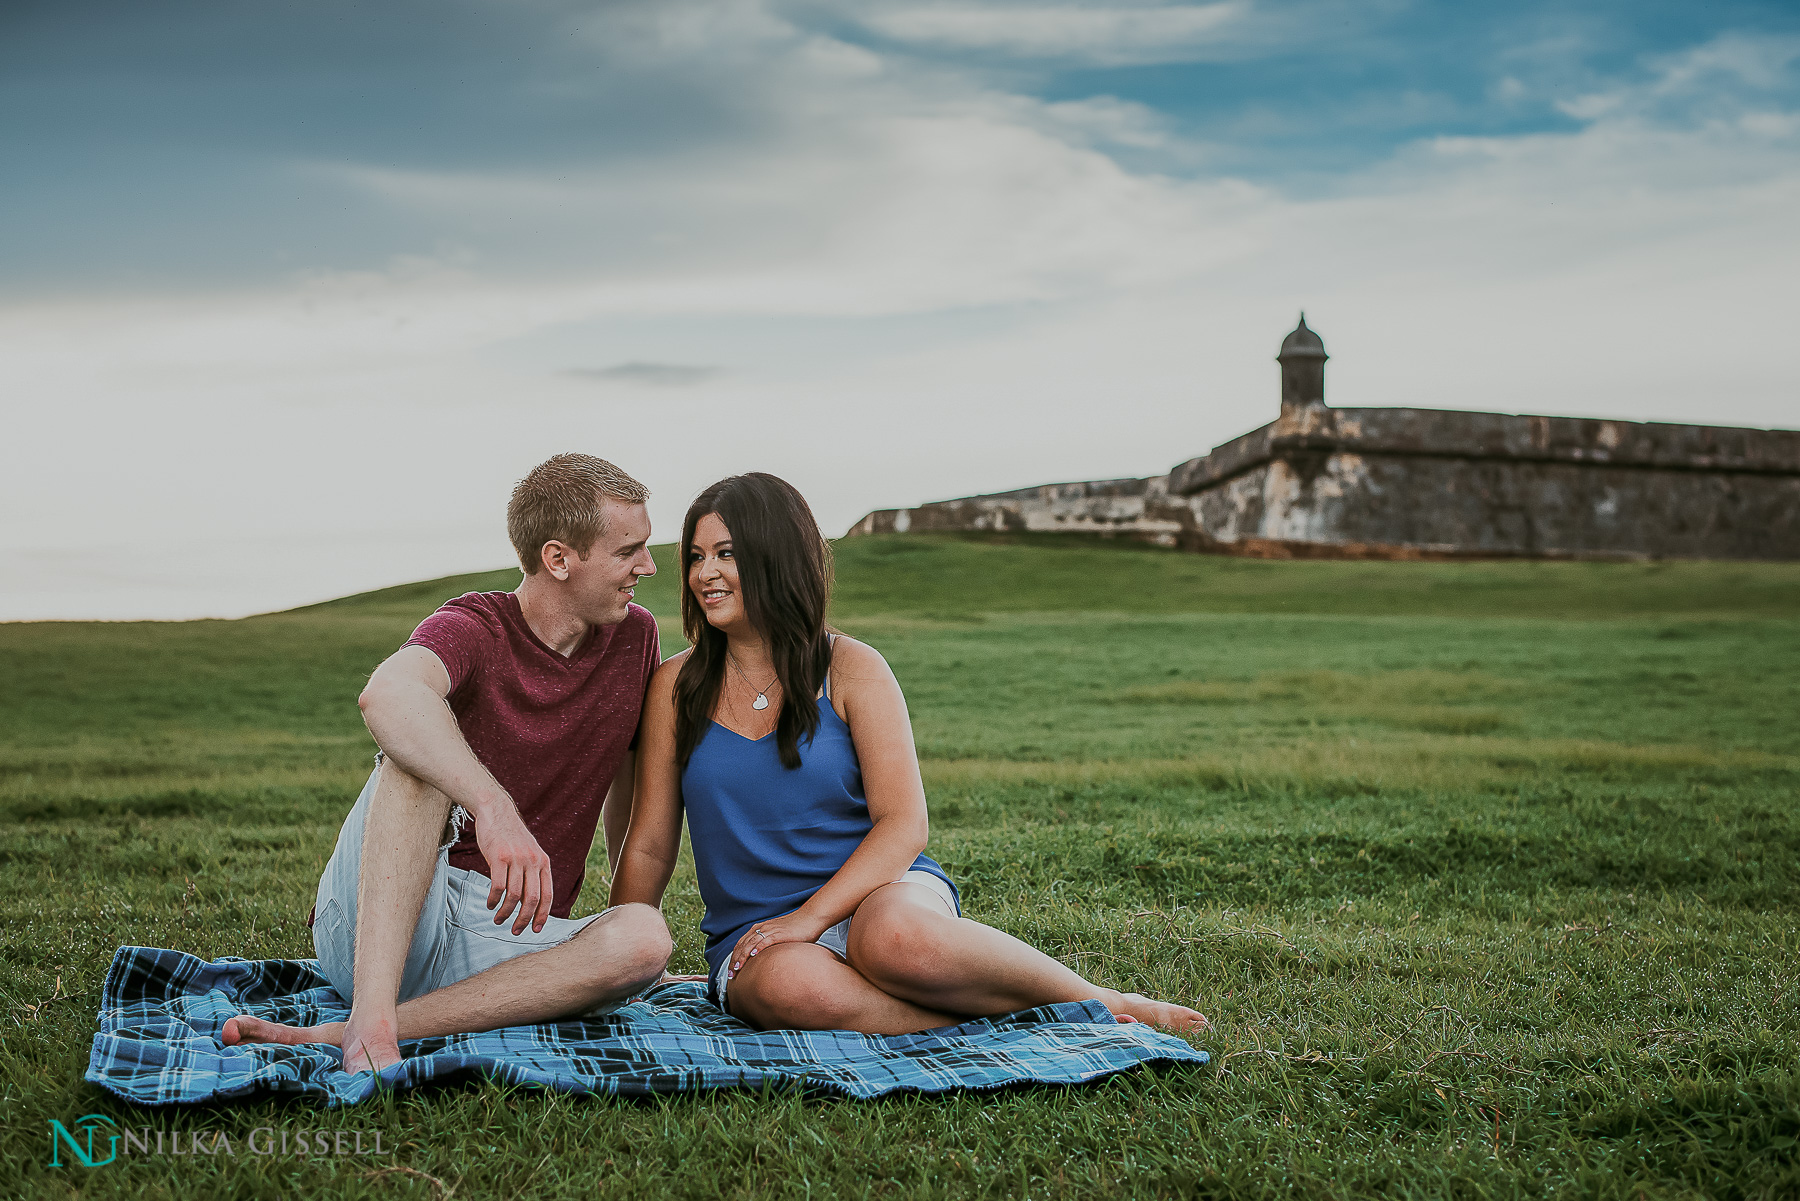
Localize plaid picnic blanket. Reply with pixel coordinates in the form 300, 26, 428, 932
87, 946, 1209, 1107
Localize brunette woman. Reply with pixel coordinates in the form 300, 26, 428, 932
609, 473, 1209, 1035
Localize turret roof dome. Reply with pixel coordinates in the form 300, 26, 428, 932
1277, 313, 1327, 361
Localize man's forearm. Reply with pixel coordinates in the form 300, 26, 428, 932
360, 680, 511, 820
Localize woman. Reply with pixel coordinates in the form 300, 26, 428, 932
609, 473, 1209, 1035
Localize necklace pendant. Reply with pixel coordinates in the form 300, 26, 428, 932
752, 693, 770, 711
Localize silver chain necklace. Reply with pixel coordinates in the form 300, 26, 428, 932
726, 651, 779, 711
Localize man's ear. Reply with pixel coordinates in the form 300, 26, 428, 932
540, 541, 573, 581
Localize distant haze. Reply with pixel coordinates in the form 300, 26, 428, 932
2, 1, 1796, 620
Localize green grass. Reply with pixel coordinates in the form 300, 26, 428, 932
3, 534, 1798, 1199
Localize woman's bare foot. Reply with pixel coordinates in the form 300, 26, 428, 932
1100, 991, 1210, 1033
220, 1014, 401, 1073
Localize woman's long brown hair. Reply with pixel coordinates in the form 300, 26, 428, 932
674, 473, 834, 771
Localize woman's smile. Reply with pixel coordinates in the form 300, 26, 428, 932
687, 513, 741, 619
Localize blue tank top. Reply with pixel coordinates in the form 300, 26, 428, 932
681, 671, 957, 976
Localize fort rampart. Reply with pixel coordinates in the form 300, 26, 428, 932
848, 318, 1800, 561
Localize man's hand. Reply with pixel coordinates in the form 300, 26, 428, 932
474, 798, 555, 934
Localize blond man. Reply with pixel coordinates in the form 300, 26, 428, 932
225, 453, 672, 1072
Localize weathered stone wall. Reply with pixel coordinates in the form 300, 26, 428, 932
846, 476, 1184, 546
1170, 406, 1800, 494
1183, 453, 1800, 559
846, 376, 1800, 560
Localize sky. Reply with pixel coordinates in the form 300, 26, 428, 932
3, 0, 1797, 620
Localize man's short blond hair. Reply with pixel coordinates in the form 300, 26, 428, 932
508, 453, 649, 574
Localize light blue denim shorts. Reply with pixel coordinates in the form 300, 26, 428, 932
710, 869, 959, 1011
313, 764, 616, 1011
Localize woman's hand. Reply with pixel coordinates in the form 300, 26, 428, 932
729, 910, 832, 977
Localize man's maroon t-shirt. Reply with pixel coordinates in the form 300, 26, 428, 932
403, 591, 660, 919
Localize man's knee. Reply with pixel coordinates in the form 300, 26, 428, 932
586, 903, 672, 990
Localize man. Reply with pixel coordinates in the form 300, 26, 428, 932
225, 453, 672, 1072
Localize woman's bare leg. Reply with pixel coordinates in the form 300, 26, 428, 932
845, 882, 1209, 1032
725, 941, 959, 1035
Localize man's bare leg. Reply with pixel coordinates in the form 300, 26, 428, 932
224, 904, 671, 1057
218, 763, 447, 1068
335, 762, 449, 1072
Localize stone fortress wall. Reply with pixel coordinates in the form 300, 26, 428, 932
847, 318, 1800, 561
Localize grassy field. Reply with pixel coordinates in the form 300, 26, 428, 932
3, 534, 1797, 1200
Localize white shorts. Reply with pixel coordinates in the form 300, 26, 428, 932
710, 869, 960, 1011
313, 764, 620, 1015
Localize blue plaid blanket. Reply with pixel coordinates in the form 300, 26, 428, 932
87, 947, 1208, 1107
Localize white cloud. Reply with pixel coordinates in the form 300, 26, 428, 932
312, 106, 1267, 318
1557, 32, 1800, 125
1555, 92, 1620, 121
862, 2, 1247, 65
1651, 32, 1800, 94
1492, 76, 1528, 105
1040, 95, 1173, 149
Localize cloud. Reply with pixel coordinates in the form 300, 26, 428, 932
1652, 31, 1800, 93
1491, 75, 1529, 105
860, 2, 1247, 65
561, 362, 721, 385
312, 104, 1268, 318
1555, 92, 1621, 121
1039, 95, 1173, 150
1557, 32, 1800, 126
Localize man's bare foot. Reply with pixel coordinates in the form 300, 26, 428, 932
222, 1012, 401, 1072
338, 1013, 404, 1074
221, 1014, 346, 1048
1101, 991, 1210, 1033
